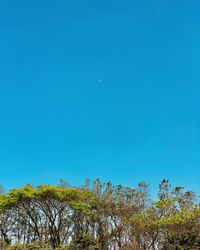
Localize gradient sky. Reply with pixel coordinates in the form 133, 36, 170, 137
0, 0, 199, 194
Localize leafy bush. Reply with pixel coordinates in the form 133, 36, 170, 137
3, 243, 48, 250
1, 243, 69, 250
69, 234, 101, 250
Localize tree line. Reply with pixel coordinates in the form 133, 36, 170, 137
0, 179, 199, 249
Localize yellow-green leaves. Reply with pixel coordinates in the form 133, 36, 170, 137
0, 180, 199, 249
0, 185, 96, 211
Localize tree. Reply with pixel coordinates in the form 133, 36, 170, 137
0, 179, 199, 249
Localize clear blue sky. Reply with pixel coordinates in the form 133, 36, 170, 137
0, 0, 199, 194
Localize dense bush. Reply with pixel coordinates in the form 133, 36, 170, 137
0, 243, 49, 250
68, 234, 101, 250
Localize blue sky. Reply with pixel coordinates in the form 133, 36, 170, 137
0, 0, 199, 194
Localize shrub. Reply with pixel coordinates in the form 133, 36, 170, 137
69, 234, 101, 250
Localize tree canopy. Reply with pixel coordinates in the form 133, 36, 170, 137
0, 179, 199, 249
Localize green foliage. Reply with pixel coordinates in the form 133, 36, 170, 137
1, 243, 48, 250
0, 242, 70, 250
69, 234, 101, 250
0, 180, 199, 249
163, 232, 200, 250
